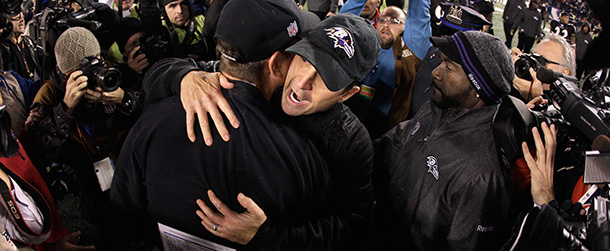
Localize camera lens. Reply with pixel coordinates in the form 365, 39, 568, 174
515, 58, 533, 81
100, 68, 121, 92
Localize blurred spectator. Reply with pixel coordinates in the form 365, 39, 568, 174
503, 0, 526, 48
22, 27, 142, 249
511, 0, 543, 53
575, 22, 593, 80
110, 18, 149, 90
341, 0, 381, 27
298, 0, 338, 20
0, 70, 40, 138
114, 0, 139, 18
0, 11, 42, 81
340, 0, 432, 139
159, 0, 206, 59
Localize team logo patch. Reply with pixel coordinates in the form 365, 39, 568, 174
426, 156, 439, 180
411, 121, 420, 135
287, 21, 299, 37
325, 27, 354, 58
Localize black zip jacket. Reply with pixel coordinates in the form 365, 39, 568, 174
373, 101, 512, 250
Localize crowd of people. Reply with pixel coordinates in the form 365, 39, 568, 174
0, 0, 605, 249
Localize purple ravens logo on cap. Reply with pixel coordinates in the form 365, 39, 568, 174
325, 27, 354, 58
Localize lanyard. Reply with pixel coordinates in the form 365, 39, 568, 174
77, 103, 101, 154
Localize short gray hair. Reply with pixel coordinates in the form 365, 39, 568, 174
540, 33, 576, 76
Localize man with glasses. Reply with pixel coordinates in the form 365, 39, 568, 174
511, 32, 576, 103
340, 0, 432, 139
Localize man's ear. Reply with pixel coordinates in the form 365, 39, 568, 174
267, 51, 291, 79
562, 67, 571, 77
338, 85, 360, 103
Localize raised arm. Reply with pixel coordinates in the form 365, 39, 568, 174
338, 0, 367, 15
403, 0, 432, 60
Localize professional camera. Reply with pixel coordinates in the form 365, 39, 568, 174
494, 67, 610, 163
79, 56, 122, 92
47, 163, 81, 201
135, 33, 175, 64
514, 53, 552, 81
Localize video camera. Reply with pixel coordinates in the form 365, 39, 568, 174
78, 56, 122, 92
494, 67, 610, 162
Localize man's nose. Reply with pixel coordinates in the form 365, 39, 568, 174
295, 69, 316, 90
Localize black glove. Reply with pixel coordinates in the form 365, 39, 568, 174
89, 2, 120, 30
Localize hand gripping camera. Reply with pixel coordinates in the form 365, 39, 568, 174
79, 56, 122, 92
514, 53, 556, 81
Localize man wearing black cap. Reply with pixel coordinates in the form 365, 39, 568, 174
190, 14, 380, 248
374, 30, 513, 250
551, 12, 576, 44
503, 0, 526, 48
409, 3, 491, 119
112, 1, 378, 250
511, 0, 543, 53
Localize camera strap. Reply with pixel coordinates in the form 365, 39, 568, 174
75, 104, 103, 157
181, 20, 197, 47
0, 163, 52, 238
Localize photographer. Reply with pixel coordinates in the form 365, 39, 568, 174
511, 32, 576, 104
112, 18, 149, 89
21, 27, 142, 249
510, 0, 543, 53
0, 6, 42, 81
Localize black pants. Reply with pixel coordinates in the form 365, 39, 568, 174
504, 21, 515, 48
517, 33, 535, 53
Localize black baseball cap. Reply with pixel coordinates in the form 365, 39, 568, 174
215, 0, 303, 63
286, 13, 380, 92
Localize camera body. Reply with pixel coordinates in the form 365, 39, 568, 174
47, 163, 81, 201
79, 56, 122, 92
135, 33, 175, 64
514, 53, 546, 81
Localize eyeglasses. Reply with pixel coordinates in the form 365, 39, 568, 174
532, 53, 561, 67
7, 12, 22, 21
378, 17, 404, 25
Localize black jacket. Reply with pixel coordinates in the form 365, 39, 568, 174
513, 7, 543, 38
503, 0, 526, 23
373, 101, 512, 250
119, 58, 375, 250
111, 82, 339, 250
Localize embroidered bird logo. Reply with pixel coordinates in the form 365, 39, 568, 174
325, 27, 354, 58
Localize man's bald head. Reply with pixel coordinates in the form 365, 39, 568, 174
380, 6, 406, 21
377, 6, 406, 49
